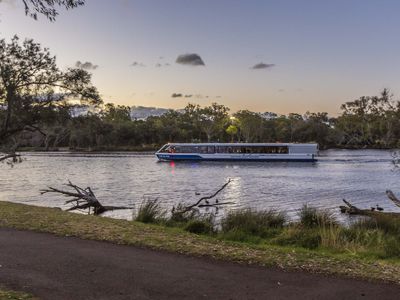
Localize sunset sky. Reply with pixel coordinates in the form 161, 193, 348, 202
1, 0, 400, 115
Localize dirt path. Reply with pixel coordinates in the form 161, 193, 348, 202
0, 228, 399, 300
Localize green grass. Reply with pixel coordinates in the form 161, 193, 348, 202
0, 288, 36, 300
221, 209, 285, 241
1, 201, 400, 283
135, 198, 166, 223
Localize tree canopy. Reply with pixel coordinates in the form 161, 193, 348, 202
21, 0, 85, 21
0, 35, 101, 161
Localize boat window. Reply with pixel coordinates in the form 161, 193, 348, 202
158, 145, 170, 153
215, 145, 289, 154
169, 145, 289, 154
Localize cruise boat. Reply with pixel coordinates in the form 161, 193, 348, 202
155, 143, 318, 162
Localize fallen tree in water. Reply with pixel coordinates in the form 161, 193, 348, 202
170, 179, 234, 221
340, 190, 400, 218
40, 180, 132, 215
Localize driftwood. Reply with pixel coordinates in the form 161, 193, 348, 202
172, 179, 234, 218
0, 153, 21, 163
386, 190, 400, 208
339, 199, 375, 216
340, 191, 400, 218
40, 180, 132, 215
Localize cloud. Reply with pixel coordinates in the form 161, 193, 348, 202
171, 93, 183, 98
75, 61, 98, 70
251, 62, 275, 70
0, 0, 16, 6
131, 61, 145, 67
184, 95, 192, 98
155, 62, 170, 68
176, 53, 205, 66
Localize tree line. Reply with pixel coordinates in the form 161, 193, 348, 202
1, 34, 400, 159
7, 88, 400, 152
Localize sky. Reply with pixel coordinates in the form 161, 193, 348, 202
1, 0, 400, 115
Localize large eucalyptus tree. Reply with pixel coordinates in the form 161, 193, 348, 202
0, 35, 101, 162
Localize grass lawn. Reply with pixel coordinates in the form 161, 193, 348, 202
0, 288, 36, 300
1, 201, 400, 284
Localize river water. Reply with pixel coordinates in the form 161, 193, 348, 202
0, 149, 399, 221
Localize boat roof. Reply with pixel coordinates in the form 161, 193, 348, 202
163, 143, 317, 147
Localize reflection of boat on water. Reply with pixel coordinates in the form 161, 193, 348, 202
156, 143, 318, 162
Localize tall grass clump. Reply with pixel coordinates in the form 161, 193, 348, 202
220, 209, 286, 242
184, 216, 215, 235
135, 198, 165, 223
299, 205, 337, 228
274, 205, 338, 250
355, 214, 400, 235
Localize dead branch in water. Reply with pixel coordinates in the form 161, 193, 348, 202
340, 198, 400, 218
0, 152, 21, 164
386, 190, 400, 208
171, 179, 234, 219
40, 180, 132, 215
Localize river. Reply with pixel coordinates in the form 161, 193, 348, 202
0, 149, 399, 221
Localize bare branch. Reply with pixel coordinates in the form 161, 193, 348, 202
41, 180, 132, 215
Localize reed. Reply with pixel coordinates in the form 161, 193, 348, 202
135, 198, 166, 223
221, 209, 286, 240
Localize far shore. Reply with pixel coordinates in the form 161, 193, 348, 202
15, 145, 400, 154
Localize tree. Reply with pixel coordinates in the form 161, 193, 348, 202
0, 35, 101, 162
337, 89, 399, 147
198, 103, 229, 142
226, 124, 238, 142
101, 103, 131, 123
234, 110, 263, 142
21, 0, 85, 21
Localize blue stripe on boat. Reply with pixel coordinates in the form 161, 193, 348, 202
156, 154, 316, 162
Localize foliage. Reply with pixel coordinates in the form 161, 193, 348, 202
221, 209, 286, 239
135, 198, 165, 224
0, 35, 100, 161
299, 205, 337, 228
184, 217, 214, 235
22, 0, 85, 21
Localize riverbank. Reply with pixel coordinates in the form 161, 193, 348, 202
15, 145, 400, 153
2, 227, 400, 300
1, 201, 400, 283
0, 288, 35, 300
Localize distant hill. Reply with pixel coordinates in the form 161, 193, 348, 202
129, 106, 170, 120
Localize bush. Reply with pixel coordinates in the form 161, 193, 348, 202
299, 205, 337, 228
221, 209, 286, 239
135, 198, 165, 223
383, 236, 400, 258
355, 214, 400, 235
169, 203, 199, 224
219, 229, 263, 244
273, 227, 321, 249
184, 218, 214, 235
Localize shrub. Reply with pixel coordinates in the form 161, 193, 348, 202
383, 236, 400, 258
169, 203, 199, 224
184, 218, 214, 235
219, 229, 263, 244
135, 198, 165, 223
356, 214, 400, 235
299, 205, 337, 228
273, 227, 321, 249
221, 209, 286, 239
